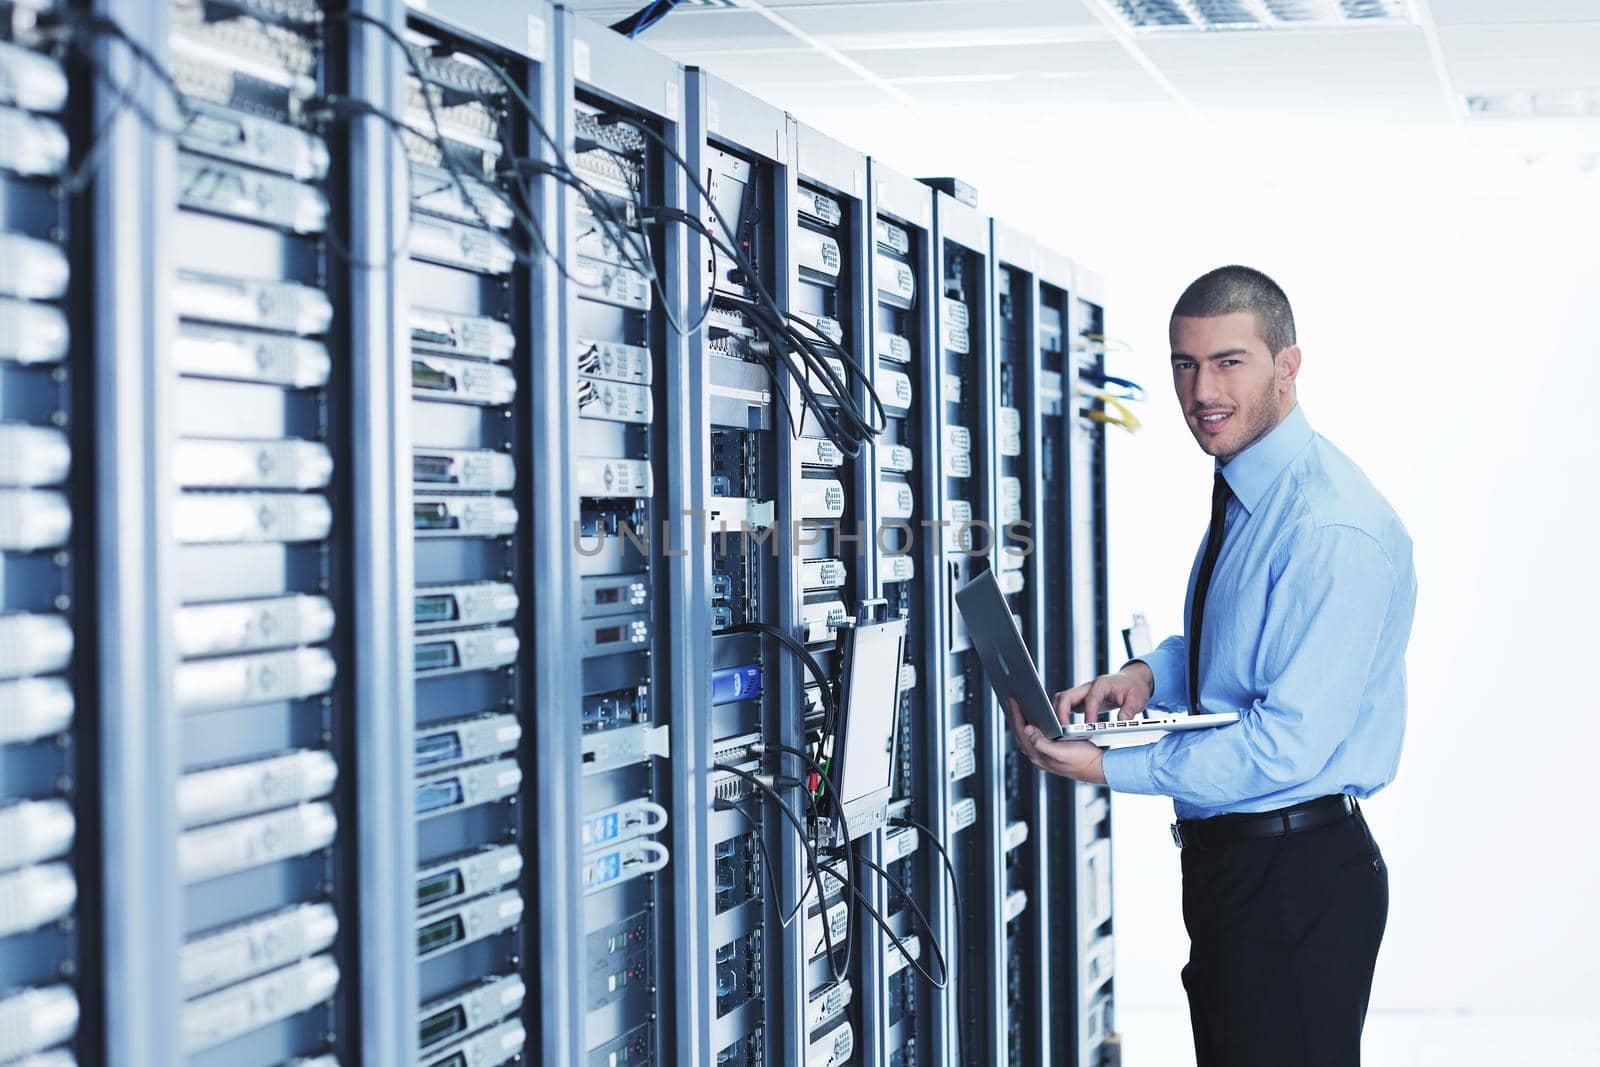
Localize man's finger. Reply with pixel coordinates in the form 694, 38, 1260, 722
1118, 688, 1149, 721
1084, 679, 1114, 722
1053, 683, 1089, 724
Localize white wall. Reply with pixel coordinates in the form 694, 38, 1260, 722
794, 103, 1600, 1020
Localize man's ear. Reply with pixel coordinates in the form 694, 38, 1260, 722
1276, 344, 1302, 392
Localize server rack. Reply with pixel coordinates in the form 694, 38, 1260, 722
683, 68, 795, 1067
989, 223, 1043, 1067
386, 4, 565, 1065
864, 160, 940, 1067
1, 13, 91, 1066
1043, 266, 1119, 1066
927, 188, 1000, 1067
788, 118, 870, 1067
559, 12, 691, 1067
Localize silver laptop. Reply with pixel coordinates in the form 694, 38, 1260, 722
954, 570, 1240, 744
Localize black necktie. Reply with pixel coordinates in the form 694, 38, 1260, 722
1188, 471, 1232, 713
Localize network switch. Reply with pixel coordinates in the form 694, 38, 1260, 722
880, 446, 914, 474
588, 1020, 652, 1067
806, 979, 853, 1031
878, 481, 915, 520
587, 910, 652, 1012
799, 557, 848, 591
808, 1019, 853, 1067
877, 364, 914, 414
410, 164, 514, 230
0, 798, 74, 870
804, 898, 849, 960
874, 218, 911, 256
1003, 820, 1030, 853
799, 189, 843, 227
173, 438, 333, 491
576, 260, 652, 311
796, 436, 845, 468
949, 797, 978, 834
800, 600, 847, 643
795, 228, 843, 280
884, 934, 922, 978
797, 478, 846, 519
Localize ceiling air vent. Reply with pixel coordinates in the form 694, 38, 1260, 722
1105, 0, 1414, 32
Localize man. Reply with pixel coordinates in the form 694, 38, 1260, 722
1006, 265, 1416, 1066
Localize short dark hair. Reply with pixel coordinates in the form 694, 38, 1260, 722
1172, 265, 1296, 355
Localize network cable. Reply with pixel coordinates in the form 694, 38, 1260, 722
853, 851, 950, 988
722, 623, 840, 763
711, 761, 850, 984
814, 859, 949, 990
609, 0, 686, 38
1077, 369, 1145, 403
892, 813, 965, 1058
602, 112, 890, 457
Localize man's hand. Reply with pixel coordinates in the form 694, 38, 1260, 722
1005, 698, 1107, 784
1053, 663, 1154, 725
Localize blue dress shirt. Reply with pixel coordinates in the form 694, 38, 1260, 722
1102, 404, 1417, 819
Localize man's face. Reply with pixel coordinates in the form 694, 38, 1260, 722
1170, 311, 1292, 464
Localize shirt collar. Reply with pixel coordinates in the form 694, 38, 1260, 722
1218, 404, 1313, 514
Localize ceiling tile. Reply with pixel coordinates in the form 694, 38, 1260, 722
1427, 0, 1600, 25
844, 40, 1141, 80
1135, 26, 1432, 70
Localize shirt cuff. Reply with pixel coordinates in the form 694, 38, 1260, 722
1135, 641, 1189, 708
1101, 744, 1161, 795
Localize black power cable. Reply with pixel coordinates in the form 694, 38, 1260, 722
722, 622, 839, 762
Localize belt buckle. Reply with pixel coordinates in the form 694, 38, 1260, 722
1170, 822, 1184, 849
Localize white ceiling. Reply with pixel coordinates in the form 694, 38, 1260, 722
561, 0, 1600, 133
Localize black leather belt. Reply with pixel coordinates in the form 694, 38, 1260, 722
1171, 794, 1357, 849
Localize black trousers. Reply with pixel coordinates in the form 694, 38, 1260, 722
1180, 806, 1388, 1067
